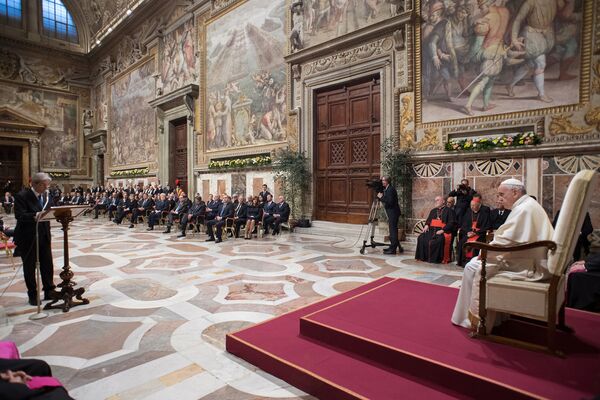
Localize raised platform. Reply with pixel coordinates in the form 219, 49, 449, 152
227, 278, 600, 400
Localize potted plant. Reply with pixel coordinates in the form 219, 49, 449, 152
273, 149, 311, 228
380, 137, 413, 241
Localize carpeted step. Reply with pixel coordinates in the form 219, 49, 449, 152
299, 278, 600, 400
227, 278, 468, 400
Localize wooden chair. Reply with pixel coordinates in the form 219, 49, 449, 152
0, 232, 16, 269
465, 169, 597, 356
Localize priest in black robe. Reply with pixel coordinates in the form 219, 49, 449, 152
456, 198, 491, 267
415, 196, 457, 264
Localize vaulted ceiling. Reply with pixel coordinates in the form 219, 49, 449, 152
72, 0, 153, 50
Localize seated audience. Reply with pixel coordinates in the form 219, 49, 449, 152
206, 195, 234, 243
266, 195, 290, 235
93, 193, 110, 219
114, 193, 137, 225
147, 193, 169, 231
415, 196, 457, 264
129, 193, 154, 228
0, 356, 74, 400
456, 198, 491, 267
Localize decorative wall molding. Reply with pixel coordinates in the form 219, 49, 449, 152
548, 114, 593, 136
211, 0, 241, 16
304, 38, 393, 77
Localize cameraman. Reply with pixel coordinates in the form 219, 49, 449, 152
448, 179, 477, 224
377, 176, 403, 254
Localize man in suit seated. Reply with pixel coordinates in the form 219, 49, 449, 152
114, 193, 137, 225
177, 196, 206, 238
106, 193, 123, 220
2, 192, 14, 214
147, 193, 168, 231
204, 194, 222, 222
93, 193, 110, 219
164, 193, 191, 234
70, 191, 84, 205
206, 195, 234, 243
267, 195, 290, 235
261, 194, 277, 234
129, 193, 154, 228
232, 196, 248, 238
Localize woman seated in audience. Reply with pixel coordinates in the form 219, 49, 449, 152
244, 196, 263, 239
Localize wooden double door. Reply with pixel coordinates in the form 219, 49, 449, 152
0, 145, 23, 192
315, 78, 381, 224
169, 119, 188, 193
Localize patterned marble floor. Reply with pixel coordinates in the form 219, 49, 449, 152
0, 214, 463, 400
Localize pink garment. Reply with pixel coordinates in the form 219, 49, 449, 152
0, 341, 20, 359
26, 376, 63, 390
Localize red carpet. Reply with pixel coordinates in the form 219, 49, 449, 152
227, 278, 600, 399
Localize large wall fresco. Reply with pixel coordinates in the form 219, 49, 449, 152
161, 18, 197, 94
302, 0, 395, 48
0, 83, 78, 169
109, 59, 156, 167
420, 0, 584, 123
205, 0, 286, 151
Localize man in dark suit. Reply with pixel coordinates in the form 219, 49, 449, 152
377, 176, 404, 254
258, 184, 271, 204
147, 193, 168, 230
177, 196, 206, 237
204, 194, 222, 222
129, 193, 154, 228
261, 194, 277, 234
269, 196, 290, 235
164, 193, 191, 234
490, 201, 511, 231
13, 172, 56, 306
232, 197, 248, 238
206, 195, 234, 243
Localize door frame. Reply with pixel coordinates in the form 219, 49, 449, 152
301, 57, 394, 222
0, 139, 29, 190
169, 116, 189, 193
158, 105, 195, 194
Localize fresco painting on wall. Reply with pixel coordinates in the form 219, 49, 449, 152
205, 0, 286, 151
421, 0, 584, 123
302, 0, 395, 48
110, 59, 156, 167
94, 83, 107, 129
161, 18, 197, 94
0, 83, 78, 169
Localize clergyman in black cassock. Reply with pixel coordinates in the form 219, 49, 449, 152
456, 199, 491, 267
415, 196, 457, 264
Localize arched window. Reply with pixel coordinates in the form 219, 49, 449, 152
0, 0, 22, 28
41, 0, 78, 43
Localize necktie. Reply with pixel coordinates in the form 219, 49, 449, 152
220, 206, 225, 217
39, 195, 44, 208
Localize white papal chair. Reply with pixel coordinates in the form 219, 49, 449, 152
465, 169, 597, 356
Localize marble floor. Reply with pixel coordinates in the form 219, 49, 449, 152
0, 214, 464, 400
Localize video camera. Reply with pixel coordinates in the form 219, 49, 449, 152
366, 178, 384, 193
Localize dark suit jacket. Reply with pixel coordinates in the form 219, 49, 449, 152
263, 201, 276, 215
275, 202, 290, 222
379, 184, 400, 219
14, 188, 54, 250
216, 203, 235, 219
234, 203, 248, 219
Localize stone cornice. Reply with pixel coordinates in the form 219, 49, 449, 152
408, 142, 600, 162
149, 84, 199, 111
284, 11, 413, 65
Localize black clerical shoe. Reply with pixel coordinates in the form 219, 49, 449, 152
206, 237, 215, 242
383, 248, 397, 255
44, 290, 56, 301
163, 229, 171, 234
128, 224, 134, 229
398, 246, 404, 254
215, 238, 222, 243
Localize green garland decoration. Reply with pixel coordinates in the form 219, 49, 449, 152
208, 155, 272, 170
445, 132, 542, 152
109, 167, 149, 177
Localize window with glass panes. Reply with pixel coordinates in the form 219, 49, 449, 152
0, 0, 22, 28
42, 0, 78, 43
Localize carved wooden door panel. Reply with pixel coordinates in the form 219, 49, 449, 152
315, 78, 381, 224
170, 120, 188, 193
0, 145, 23, 192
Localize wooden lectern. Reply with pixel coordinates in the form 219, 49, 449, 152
39, 205, 90, 312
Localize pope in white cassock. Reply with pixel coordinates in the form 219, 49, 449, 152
451, 178, 554, 330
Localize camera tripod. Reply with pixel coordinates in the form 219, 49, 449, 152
360, 199, 388, 254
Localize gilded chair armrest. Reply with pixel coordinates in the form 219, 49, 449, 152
464, 240, 557, 254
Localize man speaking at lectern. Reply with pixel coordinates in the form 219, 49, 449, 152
14, 172, 56, 306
